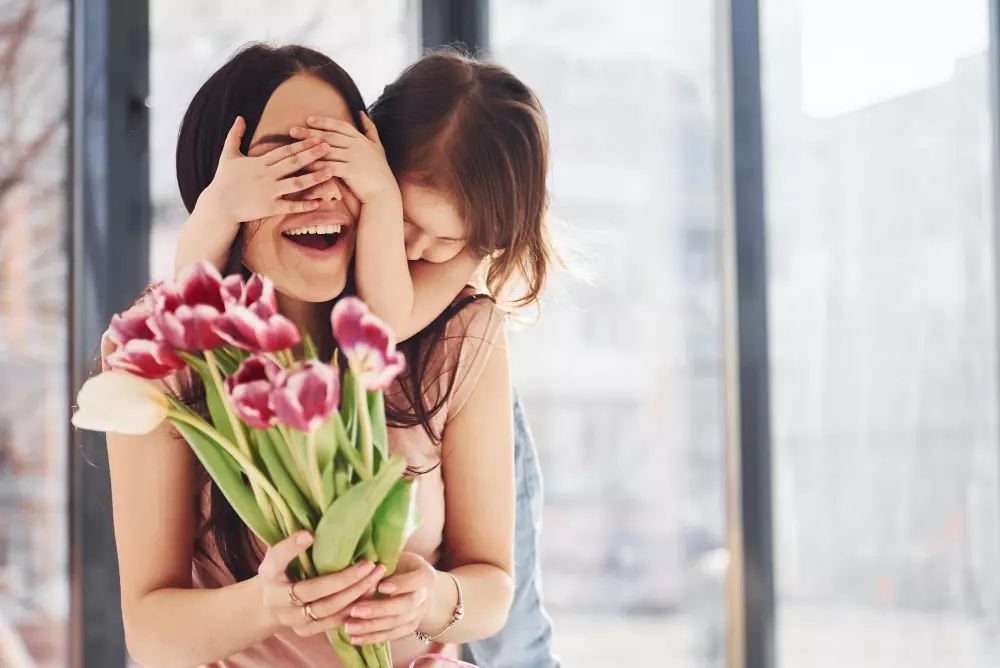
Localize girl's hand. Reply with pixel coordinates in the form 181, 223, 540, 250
289, 113, 399, 205
343, 552, 437, 646
257, 532, 387, 638
197, 116, 340, 226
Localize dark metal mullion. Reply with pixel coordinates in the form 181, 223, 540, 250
69, 0, 150, 666
718, 0, 776, 667
420, 0, 489, 52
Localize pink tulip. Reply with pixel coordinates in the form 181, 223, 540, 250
331, 297, 406, 390
271, 360, 340, 432
147, 262, 234, 351
224, 355, 283, 430
240, 274, 279, 313
215, 301, 300, 352
212, 273, 298, 353
104, 299, 185, 380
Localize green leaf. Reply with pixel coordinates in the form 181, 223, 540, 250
353, 523, 373, 562
322, 458, 337, 505
178, 352, 236, 446
255, 429, 314, 531
325, 629, 368, 668
265, 428, 309, 496
334, 468, 350, 500
302, 331, 319, 360
367, 390, 388, 460
170, 418, 281, 546
372, 479, 419, 575
312, 454, 407, 575
212, 347, 241, 375
314, 415, 338, 475
360, 644, 380, 667
332, 411, 367, 477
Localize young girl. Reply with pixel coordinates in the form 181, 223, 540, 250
174, 49, 561, 667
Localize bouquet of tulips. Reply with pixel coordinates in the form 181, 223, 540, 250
72, 262, 417, 668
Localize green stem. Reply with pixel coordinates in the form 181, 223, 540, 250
167, 407, 296, 537
306, 429, 327, 509
356, 380, 373, 477
204, 349, 277, 526
277, 424, 317, 508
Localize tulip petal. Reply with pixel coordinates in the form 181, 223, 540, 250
72, 371, 169, 435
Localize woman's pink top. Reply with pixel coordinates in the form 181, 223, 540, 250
190, 297, 504, 668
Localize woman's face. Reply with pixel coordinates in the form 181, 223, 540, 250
399, 182, 467, 264
242, 74, 361, 302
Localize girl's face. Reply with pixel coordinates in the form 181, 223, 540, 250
242, 74, 362, 302
399, 182, 467, 264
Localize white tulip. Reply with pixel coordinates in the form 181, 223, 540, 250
72, 371, 170, 435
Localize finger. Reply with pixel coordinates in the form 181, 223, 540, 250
261, 137, 323, 166
306, 115, 363, 138
222, 116, 246, 157
272, 199, 322, 215
349, 591, 421, 620
292, 561, 378, 604
270, 143, 333, 177
344, 612, 413, 638
258, 532, 313, 581
289, 126, 353, 148
274, 169, 335, 196
377, 568, 432, 596
359, 112, 380, 144
348, 620, 419, 647
310, 564, 387, 619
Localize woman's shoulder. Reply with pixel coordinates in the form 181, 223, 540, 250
439, 289, 507, 419
443, 288, 506, 346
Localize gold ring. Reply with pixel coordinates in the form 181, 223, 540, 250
303, 603, 320, 624
289, 582, 305, 608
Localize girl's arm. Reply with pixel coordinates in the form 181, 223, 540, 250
292, 115, 480, 340
355, 193, 480, 340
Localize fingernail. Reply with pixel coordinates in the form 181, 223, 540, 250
356, 560, 374, 573
307, 116, 318, 123
296, 533, 313, 547
379, 582, 396, 595
351, 606, 371, 619
350, 637, 361, 646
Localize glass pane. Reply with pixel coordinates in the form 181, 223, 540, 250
149, 0, 416, 280
761, 1, 1000, 666
0, 1, 71, 666
492, 2, 726, 666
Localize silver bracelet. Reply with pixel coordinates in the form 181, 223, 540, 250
413, 572, 464, 644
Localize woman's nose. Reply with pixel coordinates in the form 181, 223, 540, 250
296, 176, 343, 201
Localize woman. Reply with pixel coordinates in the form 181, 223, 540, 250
108, 45, 514, 667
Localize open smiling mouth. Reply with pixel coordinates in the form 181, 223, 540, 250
282, 224, 343, 251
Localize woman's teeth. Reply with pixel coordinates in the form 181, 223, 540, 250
285, 224, 343, 235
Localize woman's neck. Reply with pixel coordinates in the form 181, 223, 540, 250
276, 293, 327, 354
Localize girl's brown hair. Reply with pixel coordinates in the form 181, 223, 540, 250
369, 49, 554, 309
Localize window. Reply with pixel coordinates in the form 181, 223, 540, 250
760, 1, 1000, 666
0, 1, 71, 665
493, 1, 726, 665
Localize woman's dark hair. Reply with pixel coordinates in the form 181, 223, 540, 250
176, 43, 482, 582
369, 49, 554, 309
